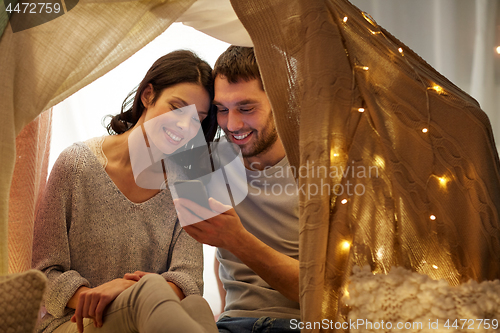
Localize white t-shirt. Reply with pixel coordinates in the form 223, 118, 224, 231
217, 156, 301, 320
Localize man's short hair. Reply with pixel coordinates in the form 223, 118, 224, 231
213, 46, 263, 88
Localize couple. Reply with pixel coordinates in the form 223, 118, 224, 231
33, 46, 300, 333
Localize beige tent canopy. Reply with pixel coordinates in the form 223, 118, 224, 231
1, 0, 500, 330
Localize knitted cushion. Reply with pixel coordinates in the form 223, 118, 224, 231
0, 270, 47, 333
344, 266, 500, 332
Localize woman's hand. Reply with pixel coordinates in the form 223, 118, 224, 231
124, 271, 186, 300
70, 278, 136, 333
123, 270, 152, 281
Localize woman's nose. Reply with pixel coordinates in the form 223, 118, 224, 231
226, 110, 243, 132
176, 114, 191, 130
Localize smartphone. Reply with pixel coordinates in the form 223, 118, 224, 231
173, 180, 211, 210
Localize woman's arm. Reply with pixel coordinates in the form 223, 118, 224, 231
160, 225, 204, 297
32, 145, 92, 317
121, 221, 202, 300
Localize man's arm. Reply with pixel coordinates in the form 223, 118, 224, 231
214, 256, 227, 316
177, 198, 299, 303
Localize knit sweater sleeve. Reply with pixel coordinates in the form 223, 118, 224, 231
161, 225, 204, 296
32, 145, 90, 318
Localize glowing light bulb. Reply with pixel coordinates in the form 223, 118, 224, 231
496, 46, 500, 54
373, 155, 385, 169
398, 47, 403, 53
355, 65, 370, 71
376, 248, 384, 260
422, 128, 428, 133
341, 199, 348, 205
343, 16, 348, 23
341, 240, 350, 250
330, 149, 340, 160
428, 85, 445, 95
358, 108, 365, 112
430, 215, 436, 220
437, 176, 448, 188
432, 265, 438, 269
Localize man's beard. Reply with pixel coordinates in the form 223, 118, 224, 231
225, 112, 279, 158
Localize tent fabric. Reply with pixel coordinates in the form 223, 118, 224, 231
177, 0, 252, 47
2, 0, 500, 329
0, 0, 196, 275
8, 110, 51, 274
231, 0, 500, 329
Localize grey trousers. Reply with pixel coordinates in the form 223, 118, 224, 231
54, 274, 218, 333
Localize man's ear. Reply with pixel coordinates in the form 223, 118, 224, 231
141, 84, 154, 109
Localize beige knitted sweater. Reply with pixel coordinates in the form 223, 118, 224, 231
32, 141, 203, 332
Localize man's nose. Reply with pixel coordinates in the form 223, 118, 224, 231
226, 109, 243, 132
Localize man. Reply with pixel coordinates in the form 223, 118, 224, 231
177, 46, 300, 333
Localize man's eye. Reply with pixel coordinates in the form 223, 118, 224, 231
216, 106, 228, 113
239, 107, 254, 112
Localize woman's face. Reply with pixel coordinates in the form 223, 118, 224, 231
141, 82, 211, 155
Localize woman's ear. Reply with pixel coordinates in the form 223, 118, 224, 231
141, 84, 154, 109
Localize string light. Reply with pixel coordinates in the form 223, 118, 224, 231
437, 176, 448, 188
422, 128, 428, 133
358, 108, 365, 112
355, 65, 370, 71
330, 149, 340, 160
398, 47, 403, 54
362, 11, 377, 26
341, 240, 351, 250
373, 155, 385, 169
430, 215, 436, 220
341, 199, 348, 204
432, 265, 438, 269
376, 248, 384, 260
343, 16, 348, 23
428, 85, 445, 95
496, 46, 500, 54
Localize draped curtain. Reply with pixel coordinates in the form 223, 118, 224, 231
0, 0, 197, 275
231, 0, 500, 331
8, 110, 52, 273
349, 0, 500, 147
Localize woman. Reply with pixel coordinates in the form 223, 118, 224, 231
33, 50, 218, 333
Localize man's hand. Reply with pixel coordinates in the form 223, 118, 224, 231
177, 197, 299, 303
70, 278, 135, 333
176, 197, 248, 250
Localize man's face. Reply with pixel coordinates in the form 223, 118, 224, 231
214, 76, 278, 158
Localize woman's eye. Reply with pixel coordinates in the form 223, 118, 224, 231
172, 104, 183, 112
192, 116, 201, 123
